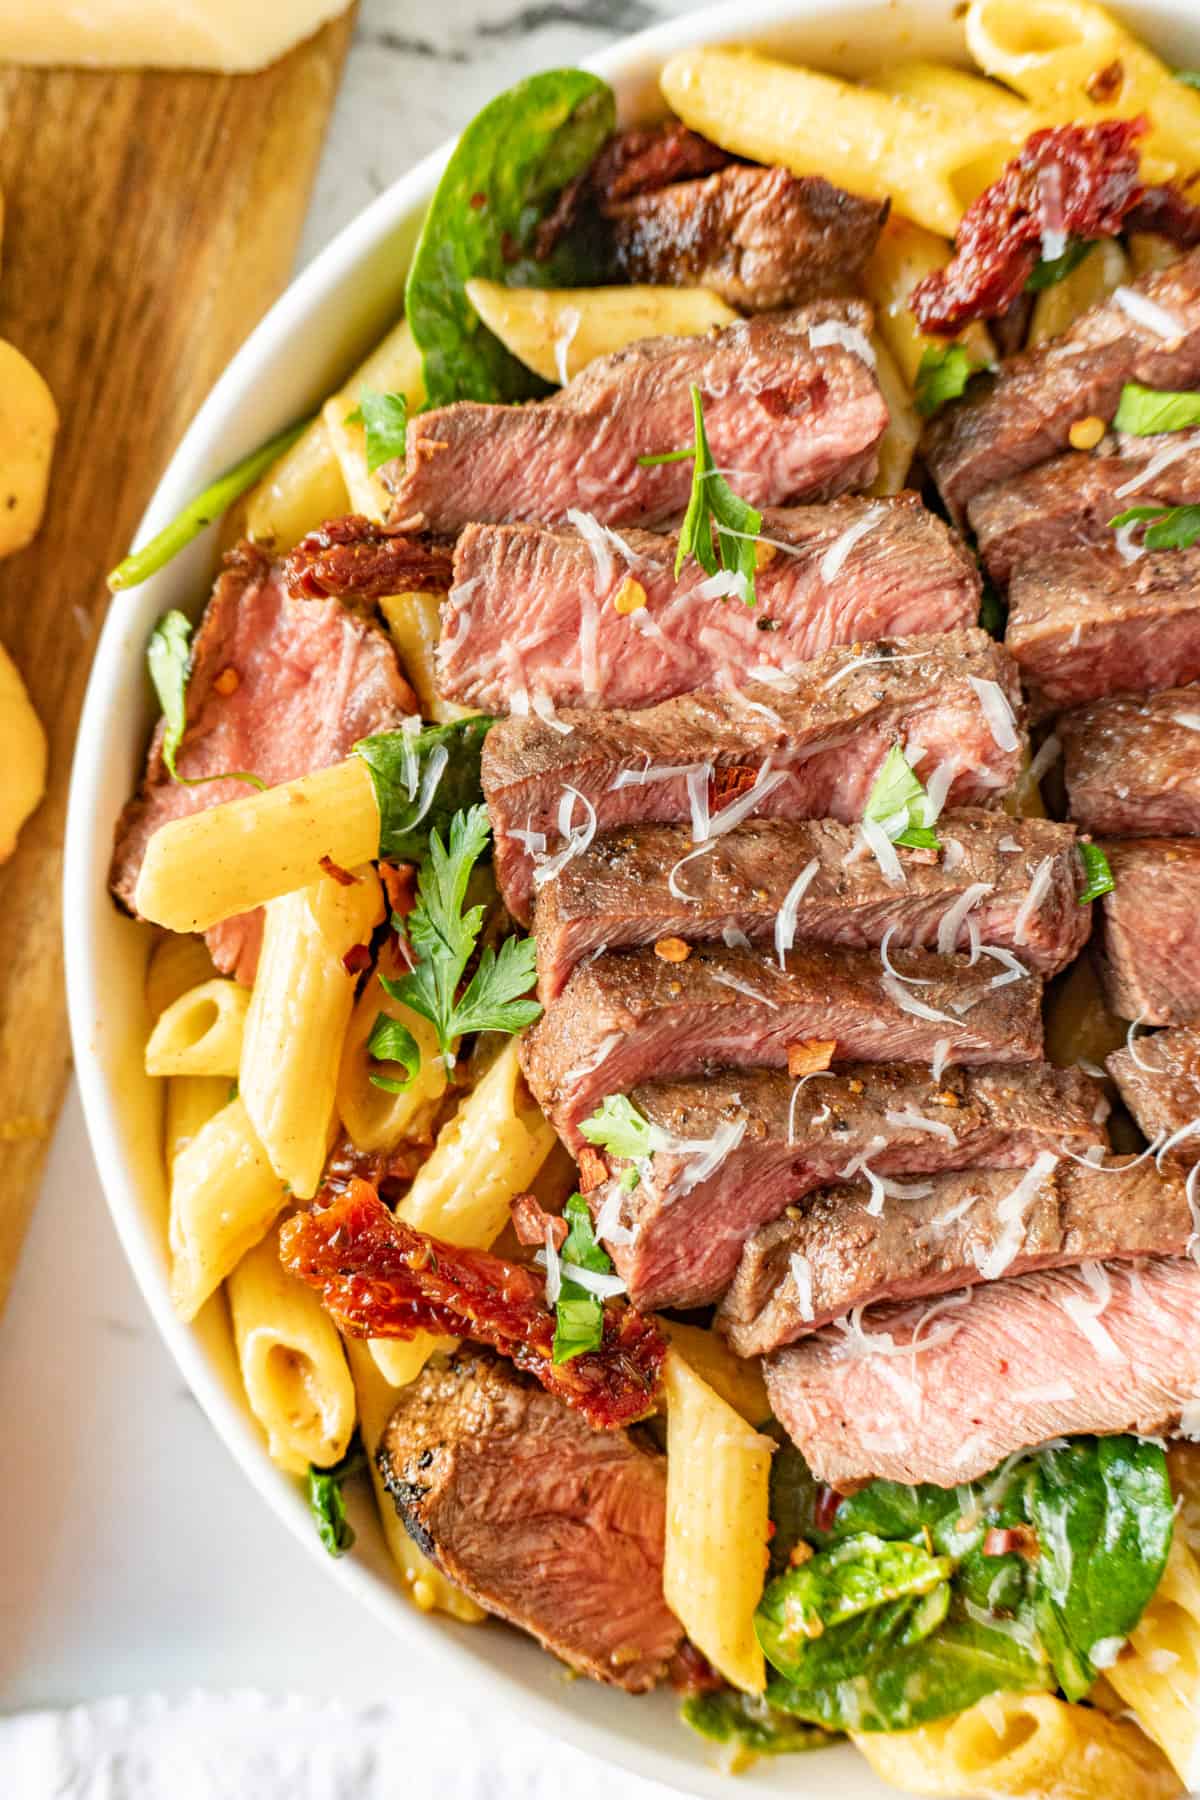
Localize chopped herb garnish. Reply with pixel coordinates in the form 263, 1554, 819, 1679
146, 610, 264, 791
552, 1192, 615, 1364
1109, 502, 1200, 551
1077, 842, 1115, 904
307, 1440, 365, 1557
914, 343, 982, 418
354, 716, 494, 862
619, 1166, 641, 1192
1176, 69, 1200, 90
639, 385, 763, 605
863, 744, 941, 851
367, 1012, 421, 1092
579, 1092, 661, 1161
1112, 382, 1200, 436
345, 388, 409, 472
380, 804, 541, 1067
1025, 239, 1096, 291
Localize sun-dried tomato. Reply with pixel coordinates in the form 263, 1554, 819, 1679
509, 1191, 568, 1251
280, 1181, 666, 1431
379, 860, 418, 921
284, 515, 455, 601
813, 1483, 844, 1533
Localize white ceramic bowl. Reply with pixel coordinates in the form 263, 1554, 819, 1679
66, 3, 1200, 1791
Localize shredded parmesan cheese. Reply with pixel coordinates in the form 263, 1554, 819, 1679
789, 1252, 815, 1321
1112, 285, 1188, 343
1012, 857, 1054, 945
968, 676, 1020, 753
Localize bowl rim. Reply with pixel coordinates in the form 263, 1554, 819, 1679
63, 1, 1199, 1792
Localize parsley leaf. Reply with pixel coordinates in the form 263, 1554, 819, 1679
146, 610, 265, 791
367, 1012, 421, 1092
914, 343, 982, 418
1077, 842, 1115, 905
863, 745, 941, 851
1025, 239, 1096, 292
1112, 383, 1200, 436
307, 1441, 365, 1557
345, 388, 410, 473
579, 1092, 661, 1160
552, 1192, 616, 1364
639, 385, 763, 605
1109, 502, 1200, 551
381, 804, 541, 1064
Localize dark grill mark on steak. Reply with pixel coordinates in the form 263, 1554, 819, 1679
1060, 686, 1200, 838
1095, 837, 1200, 1025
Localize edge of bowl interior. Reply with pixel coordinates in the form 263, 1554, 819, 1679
63, 1, 1199, 1793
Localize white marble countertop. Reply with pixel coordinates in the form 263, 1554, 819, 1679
1, 0, 698, 1724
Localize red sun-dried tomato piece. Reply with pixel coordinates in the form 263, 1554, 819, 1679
284, 515, 455, 601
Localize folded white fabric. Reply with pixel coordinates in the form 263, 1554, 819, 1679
1, 1691, 685, 1800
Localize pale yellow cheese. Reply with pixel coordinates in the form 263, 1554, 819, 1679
0, 0, 352, 73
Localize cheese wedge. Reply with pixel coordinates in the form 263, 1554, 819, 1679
0, 0, 352, 73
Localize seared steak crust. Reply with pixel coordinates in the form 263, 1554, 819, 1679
724, 1156, 1189, 1357
591, 1062, 1105, 1313
383, 303, 887, 533
1060, 687, 1200, 837
1108, 1025, 1200, 1167
765, 1252, 1200, 1488
441, 496, 980, 714
533, 811, 1087, 1001
1096, 838, 1200, 1025
377, 1351, 680, 1690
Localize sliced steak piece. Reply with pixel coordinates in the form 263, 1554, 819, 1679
534, 812, 1087, 1002
1107, 1026, 1200, 1168
108, 544, 416, 981
521, 942, 1044, 1146
923, 245, 1200, 519
1060, 687, 1200, 837
591, 1062, 1104, 1313
483, 628, 1025, 924
383, 303, 887, 534
1095, 838, 1200, 1025
1006, 544, 1200, 718
377, 1350, 680, 1690
441, 496, 980, 713
968, 431, 1200, 588
765, 1250, 1200, 1489
605, 165, 888, 312
724, 1154, 1189, 1357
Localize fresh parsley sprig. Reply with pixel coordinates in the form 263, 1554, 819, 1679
552, 1193, 618, 1364
380, 804, 541, 1069
863, 745, 941, 851
1109, 502, 1200, 552
639, 385, 763, 605
914, 343, 982, 417
1077, 842, 1116, 905
580, 1092, 661, 1161
345, 388, 410, 473
1112, 383, 1200, 435
146, 610, 265, 791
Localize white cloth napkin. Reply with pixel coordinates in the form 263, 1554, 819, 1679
1, 1691, 688, 1800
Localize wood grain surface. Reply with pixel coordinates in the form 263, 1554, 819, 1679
0, 11, 356, 1315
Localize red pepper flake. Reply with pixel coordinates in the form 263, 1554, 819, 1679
577, 1145, 609, 1194
813, 1483, 843, 1533
510, 1192, 568, 1251
342, 944, 372, 976
1085, 59, 1124, 103
319, 854, 358, 886
212, 666, 240, 696
983, 1524, 1040, 1561
380, 859, 417, 920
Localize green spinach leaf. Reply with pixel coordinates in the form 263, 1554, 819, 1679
680, 1689, 834, 1758
353, 716, 493, 863
307, 1440, 365, 1557
756, 1534, 951, 1685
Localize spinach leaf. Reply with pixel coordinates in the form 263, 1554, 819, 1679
1027, 1436, 1173, 1700
756, 1534, 951, 1685
1026, 239, 1096, 291
767, 1433, 823, 1577
680, 1689, 833, 1758
353, 716, 493, 863
307, 1440, 365, 1557
406, 69, 615, 407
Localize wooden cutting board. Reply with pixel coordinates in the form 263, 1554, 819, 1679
0, 12, 357, 1315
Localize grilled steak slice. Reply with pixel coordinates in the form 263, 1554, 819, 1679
534, 812, 1087, 1002
1096, 838, 1200, 1025
1108, 1025, 1200, 1168
521, 942, 1044, 1145
923, 246, 1200, 518
441, 496, 980, 713
377, 1350, 680, 1689
590, 1063, 1104, 1313
1060, 687, 1200, 837
605, 165, 888, 312
765, 1250, 1200, 1488
968, 432, 1200, 588
108, 543, 416, 980
383, 303, 887, 533
483, 628, 1025, 923
1006, 544, 1200, 718
723, 1154, 1190, 1357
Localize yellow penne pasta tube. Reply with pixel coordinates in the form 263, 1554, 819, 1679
133, 757, 381, 934
164, 1074, 230, 1167
227, 1222, 357, 1476
656, 1321, 770, 1425
1128, 234, 1183, 279
866, 334, 921, 497
661, 1349, 773, 1695
145, 977, 249, 1078
861, 216, 995, 388
1107, 1535, 1200, 1790
336, 960, 448, 1154
660, 47, 1009, 237
369, 1039, 555, 1386
853, 1688, 1182, 1797
343, 1337, 485, 1622
240, 868, 383, 1199
145, 932, 218, 1019
1028, 237, 1129, 347
465, 280, 738, 386
169, 1095, 288, 1322
379, 592, 476, 725
965, 0, 1199, 180
322, 394, 392, 523
867, 61, 1041, 197
1044, 954, 1127, 1071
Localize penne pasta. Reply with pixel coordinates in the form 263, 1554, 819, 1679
336, 950, 448, 1154
656, 1320, 770, 1425
369, 1039, 556, 1386
144, 931, 218, 1020
1106, 1533, 1200, 1790
379, 591, 476, 726
145, 977, 249, 1078
240, 868, 383, 1199
661, 1349, 773, 1695
866, 333, 921, 497
168, 1095, 289, 1322
861, 215, 995, 388
227, 1221, 357, 1476
133, 757, 381, 934
164, 1074, 230, 1168
464, 280, 738, 386
1028, 237, 1129, 347
1044, 954, 1128, 1072
867, 61, 1041, 197
1127, 234, 1184, 280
